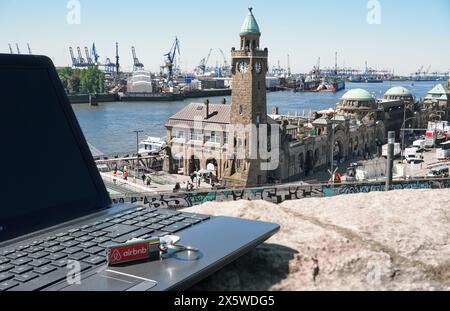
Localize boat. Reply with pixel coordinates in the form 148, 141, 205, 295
316, 78, 346, 93
138, 137, 167, 155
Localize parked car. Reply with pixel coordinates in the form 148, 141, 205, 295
427, 166, 449, 178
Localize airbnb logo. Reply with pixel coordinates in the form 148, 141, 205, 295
123, 247, 147, 257
108, 243, 151, 265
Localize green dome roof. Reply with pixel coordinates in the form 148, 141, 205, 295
240, 8, 261, 35
385, 86, 412, 97
341, 88, 374, 101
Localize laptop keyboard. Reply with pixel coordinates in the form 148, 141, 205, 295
0, 207, 210, 291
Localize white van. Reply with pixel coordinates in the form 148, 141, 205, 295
413, 140, 426, 152
404, 148, 423, 164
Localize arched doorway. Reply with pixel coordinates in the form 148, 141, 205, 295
206, 158, 218, 180
188, 155, 200, 175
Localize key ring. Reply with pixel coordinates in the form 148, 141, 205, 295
166, 244, 200, 253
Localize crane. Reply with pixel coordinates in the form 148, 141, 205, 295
131, 46, 144, 71
27, 43, 32, 55
115, 42, 120, 75
91, 42, 100, 64
69, 47, 78, 67
219, 48, 231, 77
425, 65, 431, 75
77, 47, 86, 66
8, 43, 13, 54
163, 37, 180, 82
287, 54, 291, 77
15, 43, 21, 55
198, 48, 213, 75
313, 57, 320, 75
85, 46, 93, 66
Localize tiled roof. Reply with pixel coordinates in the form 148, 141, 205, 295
166, 103, 231, 128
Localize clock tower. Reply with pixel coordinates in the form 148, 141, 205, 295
225, 8, 269, 187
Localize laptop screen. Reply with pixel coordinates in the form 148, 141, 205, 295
0, 60, 110, 243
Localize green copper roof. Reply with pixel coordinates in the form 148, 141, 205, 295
385, 86, 413, 97
341, 88, 374, 101
427, 83, 450, 95
240, 8, 261, 35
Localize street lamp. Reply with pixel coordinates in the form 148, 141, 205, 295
132, 130, 144, 183
401, 116, 417, 159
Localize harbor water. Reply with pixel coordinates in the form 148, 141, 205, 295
73, 81, 437, 155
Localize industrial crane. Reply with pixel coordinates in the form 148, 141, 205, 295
163, 37, 180, 82
69, 47, 78, 67
77, 47, 86, 66
15, 43, 21, 55
132, 46, 144, 71
8, 43, 13, 54
219, 48, 231, 77
198, 48, 213, 75
27, 43, 32, 55
85, 46, 93, 66
115, 42, 120, 75
91, 43, 100, 64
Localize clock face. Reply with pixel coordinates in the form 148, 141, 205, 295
255, 62, 262, 74
238, 61, 248, 73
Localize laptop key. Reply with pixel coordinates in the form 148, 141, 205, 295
56, 236, 74, 243
29, 252, 49, 260
15, 272, 38, 283
112, 228, 154, 244
46, 253, 67, 261
68, 252, 90, 261
148, 224, 165, 231
0, 264, 14, 273
93, 237, 110, 244
161, 222, 191, 234
10, 266, 33, 275
26, 246, 44, 254
11, 258, 33, 266
47, 246, 65, 253
61, 241, 80, 248
1, 250, 15, 256
159, 220, 175, 226
6, 252, 27, 260
62, 247, 82, 255
78, 241, 96, 249
75, 236, 94, 243
103, 224, 136, 233
51, 259, 69, 268
41, 241, 59, 248
83, 256, 106, 266
0, 257, 10, 265
14, 272, 39, 283
34, 265, 57, 275
69, 231, 88, 238
89, 231, 107, 238
0, 280, 19, 291
0, 273, 13, 282
29, 259, 51, 268
85, 246, 104, 255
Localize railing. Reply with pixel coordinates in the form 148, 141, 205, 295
109, 178, 450, 209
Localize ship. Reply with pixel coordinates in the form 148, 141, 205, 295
316, 78, 346, 93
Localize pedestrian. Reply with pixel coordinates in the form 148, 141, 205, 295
146, 176, 152, 186
189, 182, 194, 192
124, 170, 129, 181
197, 177, 201, 188
173, 182, 181, 193
142, 174, 146, 184
112, 171, 117, 185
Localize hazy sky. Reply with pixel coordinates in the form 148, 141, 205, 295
1, 0, 449, 75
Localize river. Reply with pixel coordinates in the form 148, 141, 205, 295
72, 81, 438, 155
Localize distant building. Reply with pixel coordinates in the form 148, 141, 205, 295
424, 83, 450, 121
127, 70, 153, 93
164, 8, 444, 188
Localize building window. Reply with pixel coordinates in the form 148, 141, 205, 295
191, 129, 203, 141
205, 131, 221, 144
224, 132, 229, 145
173, 128, 185, 139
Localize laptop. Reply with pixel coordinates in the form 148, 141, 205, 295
0, 54, 279, 291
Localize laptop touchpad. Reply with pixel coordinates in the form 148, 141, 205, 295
61, 271, 157, 291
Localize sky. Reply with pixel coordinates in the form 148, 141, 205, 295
0, 0, 449, 75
